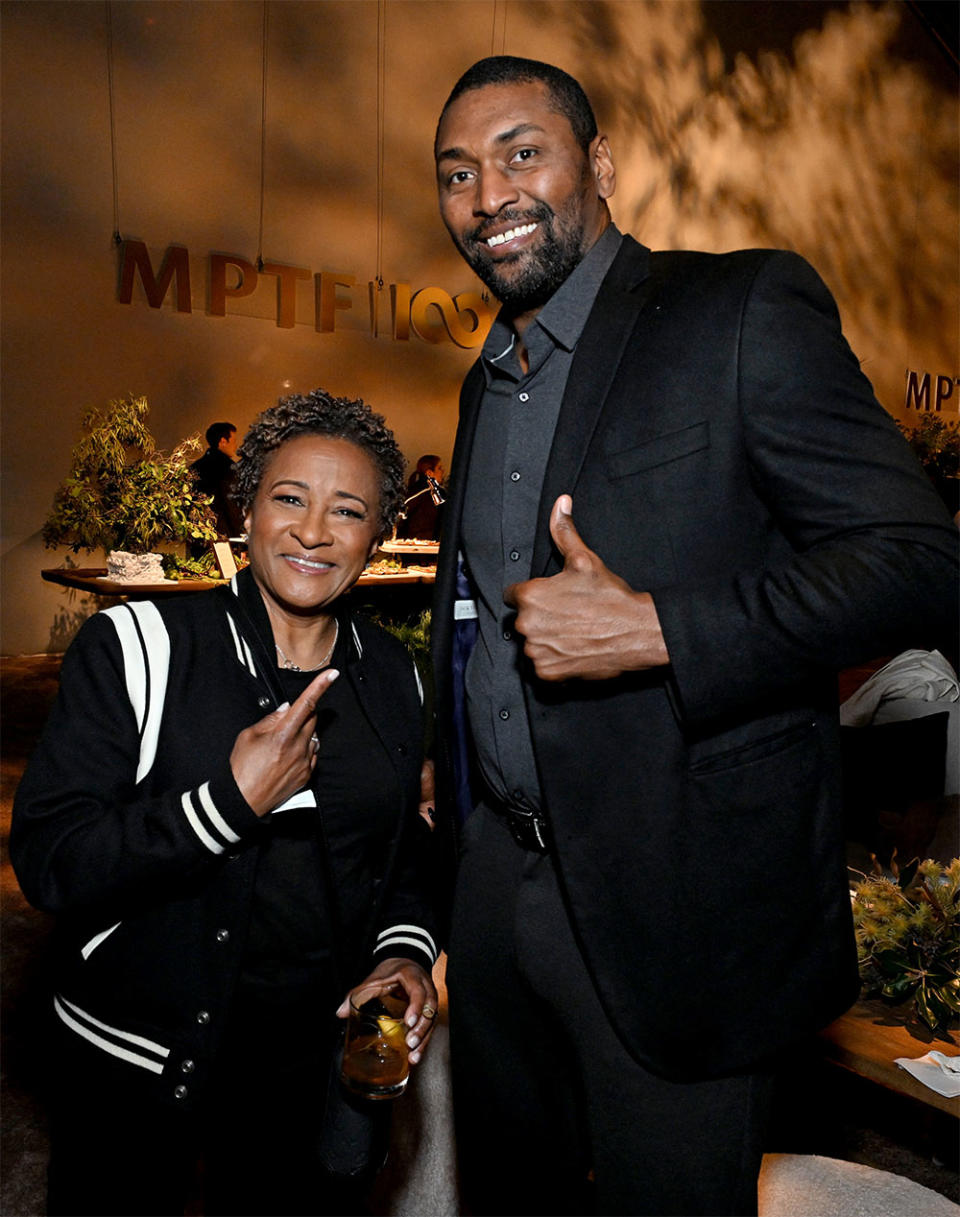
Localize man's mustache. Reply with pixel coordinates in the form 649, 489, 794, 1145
466, 203, 554, 246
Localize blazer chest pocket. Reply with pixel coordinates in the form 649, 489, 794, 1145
605, 421, 709, 481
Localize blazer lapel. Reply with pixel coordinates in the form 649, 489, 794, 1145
531, 237, 656, 577
434, 360, 484, 618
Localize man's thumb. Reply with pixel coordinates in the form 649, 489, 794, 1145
549, 494, 590, 566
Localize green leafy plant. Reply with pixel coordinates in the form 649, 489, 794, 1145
897, 414, 960, 480
375, 608, 431, 663
43, 394, 218, 560
851, 858, 960, 1032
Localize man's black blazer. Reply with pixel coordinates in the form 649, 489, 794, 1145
432, 235, 958, 1080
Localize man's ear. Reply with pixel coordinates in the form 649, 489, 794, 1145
592, 134, 616, 201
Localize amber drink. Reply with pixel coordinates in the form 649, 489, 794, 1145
341, 987, 410, 1099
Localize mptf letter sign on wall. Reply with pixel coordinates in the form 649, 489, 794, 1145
904, 370, 960, 413
117, 240, 496, 349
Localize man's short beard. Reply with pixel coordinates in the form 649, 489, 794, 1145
459, 206, 586, 311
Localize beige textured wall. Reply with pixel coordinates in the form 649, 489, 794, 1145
2, 0, 957, 654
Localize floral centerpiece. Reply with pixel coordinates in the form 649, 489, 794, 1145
851, 857, 960, 1032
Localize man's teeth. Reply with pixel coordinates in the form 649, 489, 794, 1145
486, 223, 538, 248
290, 556, 330, 570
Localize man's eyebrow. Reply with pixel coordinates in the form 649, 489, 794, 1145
436, 122, 546, 163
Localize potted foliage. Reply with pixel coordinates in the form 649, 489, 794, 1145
43, 393, 219, 581
898, 413, 960, 516
851, 857, 960, 1033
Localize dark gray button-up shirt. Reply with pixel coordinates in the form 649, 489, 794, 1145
460, 225, 623, 810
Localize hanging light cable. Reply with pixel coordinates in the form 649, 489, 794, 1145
256, 0, 269, 271
369, 0, 387, 336
375, 0, 386, 290
490, 0, 508, 56
105, 0, 122, 244
479, 0, 509, 303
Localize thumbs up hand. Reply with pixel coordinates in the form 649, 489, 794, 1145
502, 495, 669, 682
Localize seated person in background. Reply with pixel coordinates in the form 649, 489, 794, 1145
191, 420, 245, 537
397, 454, 445, 539
12, 390, 440, 1217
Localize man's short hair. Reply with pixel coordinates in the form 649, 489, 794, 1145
205, 422, 237, 449
436, 56, 598, 154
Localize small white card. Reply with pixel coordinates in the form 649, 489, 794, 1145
212, 541, 238, 579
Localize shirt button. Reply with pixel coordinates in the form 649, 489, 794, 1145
215, 928, 230, 943
518, 392, 530, 402
257, 695, 271, 709
502, 629, 512, 641
174, 1085, 189, 1100
499, 709, 510, 720
196, 1010, 211, 1025
180, 1059, 195, 1075
509, 550, 520, 562
510, 471, 521, 482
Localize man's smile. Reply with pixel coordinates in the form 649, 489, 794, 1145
484, 222, 539, 248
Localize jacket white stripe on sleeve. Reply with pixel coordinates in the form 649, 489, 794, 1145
181, 783, 239, 854
103, 602, 170, 784
376, 924, 438, 963
197, 783, 241, 844
54, 994, 170, 1074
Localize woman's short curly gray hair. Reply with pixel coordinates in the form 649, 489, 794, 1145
235, 389, 406, 538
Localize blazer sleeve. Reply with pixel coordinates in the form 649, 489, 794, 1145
10, 611, 261, 915
653, 250, 958, 726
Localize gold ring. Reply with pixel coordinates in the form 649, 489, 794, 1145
422, 1004, 436, 1019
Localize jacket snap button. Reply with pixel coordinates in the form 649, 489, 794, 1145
180, 1059, 195, 1074
196, 1010, 211, 1025
215, 928, 230, 943
174, 1085, 189, 1100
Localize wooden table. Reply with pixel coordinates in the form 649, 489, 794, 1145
42, 566, 436, 598
818, 998, 959, 1117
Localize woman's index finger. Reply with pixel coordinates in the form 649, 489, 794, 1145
287, 668, 340, 729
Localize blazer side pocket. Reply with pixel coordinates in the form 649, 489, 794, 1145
689, 720, 816, 777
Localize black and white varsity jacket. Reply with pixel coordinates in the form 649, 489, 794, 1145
11, 569, 438, 1109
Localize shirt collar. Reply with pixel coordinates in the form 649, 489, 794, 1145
481, 224, 623, 376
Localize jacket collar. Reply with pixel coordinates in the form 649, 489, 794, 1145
224, 566, 362, 684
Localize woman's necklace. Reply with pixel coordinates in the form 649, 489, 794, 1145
275, 620, 339, 672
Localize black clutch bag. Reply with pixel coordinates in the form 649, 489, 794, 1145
317, 1028, 392, 1181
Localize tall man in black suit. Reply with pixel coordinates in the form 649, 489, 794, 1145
429, 56, 958, 1217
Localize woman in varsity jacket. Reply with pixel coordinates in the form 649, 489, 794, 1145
12, 391, 440, 1217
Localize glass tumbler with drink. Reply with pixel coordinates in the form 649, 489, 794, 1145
340, 985, 410, 1100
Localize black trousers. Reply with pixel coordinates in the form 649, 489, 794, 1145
446, 805, 774, 1217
